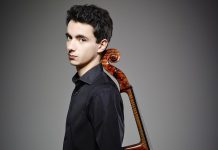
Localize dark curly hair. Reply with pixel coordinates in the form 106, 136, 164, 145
66, 4, 113, 43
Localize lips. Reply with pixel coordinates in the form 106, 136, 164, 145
69, 55, 77, 60
68, 50, 77, 60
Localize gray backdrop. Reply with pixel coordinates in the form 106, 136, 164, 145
1, 0, 217, 150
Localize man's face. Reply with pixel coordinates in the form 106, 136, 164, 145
66, 20, 102, 72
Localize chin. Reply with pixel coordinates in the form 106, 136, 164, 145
70, 61, 84, 68
69, 61, 77, 66
69, 59, 76, 64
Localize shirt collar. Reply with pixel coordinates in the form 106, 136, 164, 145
72, 63, 103, 85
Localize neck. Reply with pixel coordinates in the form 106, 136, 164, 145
77, 58, 100, 77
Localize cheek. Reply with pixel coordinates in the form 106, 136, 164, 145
82, 47, 97, 59
83, 43, 98, 53
66, 41, 71, 50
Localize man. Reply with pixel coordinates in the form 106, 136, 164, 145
63, 4, 124, 150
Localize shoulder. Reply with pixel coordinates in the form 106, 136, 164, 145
90, 72, 119, 94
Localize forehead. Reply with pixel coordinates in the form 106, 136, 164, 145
67, 20, 95, 37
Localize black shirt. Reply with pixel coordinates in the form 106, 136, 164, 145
63, 64, 124, 150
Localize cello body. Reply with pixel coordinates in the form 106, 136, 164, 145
101, 48, 151, 150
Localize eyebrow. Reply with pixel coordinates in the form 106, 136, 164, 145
65, 33, 72, 38
76, 34, 88, 40
65, 32, 88, 40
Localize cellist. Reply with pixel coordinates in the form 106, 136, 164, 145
63, 4, 124, 150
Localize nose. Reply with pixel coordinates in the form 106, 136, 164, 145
66, 39, 77, 52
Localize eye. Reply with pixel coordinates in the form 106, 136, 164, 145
65, 33, 72, 41
79, 37, 87, 43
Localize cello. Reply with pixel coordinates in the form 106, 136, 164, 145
101, 48, 151, 150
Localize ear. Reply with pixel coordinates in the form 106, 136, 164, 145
97, 39, 108, 53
